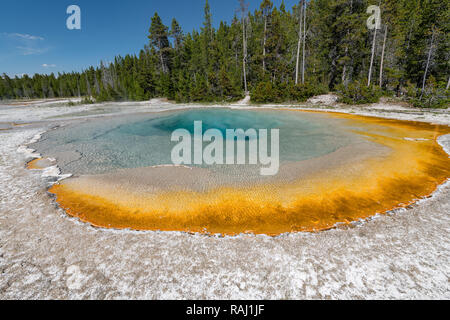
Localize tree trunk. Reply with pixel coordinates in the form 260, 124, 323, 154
263, 17, 267, 73
342, 31, 349, 85
295, 0, 304, 85
341, 1, 354, 86
85, 74, 91, 97
158, 39, 166, 74
421, 27, 437, 97
446, 76, 450, 90
242, 16, 248, 93
368, 27, 378, 87
342, 64, 346, 84
94, 74, 100, 95
379, 25, 388, 87
301, 0, 306, 84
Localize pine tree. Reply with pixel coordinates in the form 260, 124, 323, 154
149, 13, 170, 74
260, 0, 273, 74
2, 0, 448, 106
170, 19, 183, 51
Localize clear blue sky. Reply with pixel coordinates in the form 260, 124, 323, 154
0, 0, 299, 77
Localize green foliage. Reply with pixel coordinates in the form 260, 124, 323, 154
411, 91, 450, 109
336, 81, 383, 104
95, 85, 121, 102
1, 0, 449, 107
286, 82, 328, 102
251, 82, 281, 103
251, 81, 327, 103
403, 77, 450, 109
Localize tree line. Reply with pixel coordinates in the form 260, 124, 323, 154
1, 0, 448, 107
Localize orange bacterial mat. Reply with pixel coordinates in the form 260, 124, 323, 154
47, 111, 450, 235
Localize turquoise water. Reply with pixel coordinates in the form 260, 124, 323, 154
32, 108, 354, 175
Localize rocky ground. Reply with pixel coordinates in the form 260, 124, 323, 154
0, 98, 449, 299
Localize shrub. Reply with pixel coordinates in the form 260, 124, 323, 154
287, 82, 328, 102
404, 77, 450, 109
408, 90, 449, 109
95, 86, 122, 102
251, 81, 281, 103
336, 81, 382, 104
251, 81, 328, 103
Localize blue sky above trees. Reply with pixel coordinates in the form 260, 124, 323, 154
0, 0, 298, 77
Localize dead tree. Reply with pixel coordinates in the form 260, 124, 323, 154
379, 24, 388, 87
368, 27, 378, 87
261, 0, 273, 74
295, 0, 305, 85
421, 27, 437, 98
301, 0, 307, 84
239, 0, 249, 93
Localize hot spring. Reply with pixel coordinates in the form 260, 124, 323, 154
30, 108, 450, 235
